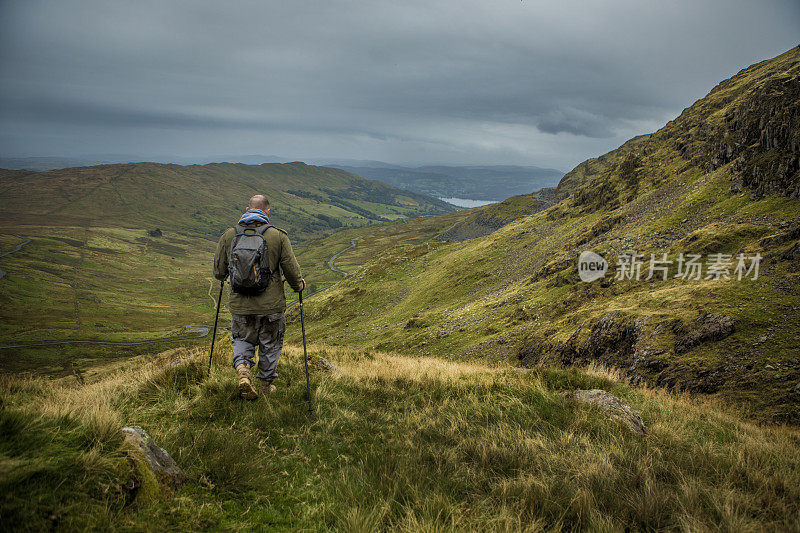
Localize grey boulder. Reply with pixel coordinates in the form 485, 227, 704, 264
562, 389, 648, 435
312, 357, 337, 372
122, 426, 186, 484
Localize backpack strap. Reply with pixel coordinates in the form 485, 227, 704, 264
235, 224, 273, 236
255, 224, 273, 235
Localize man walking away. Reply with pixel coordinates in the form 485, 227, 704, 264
213, 195, 305, 400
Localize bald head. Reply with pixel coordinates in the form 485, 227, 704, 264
248, 195, 270, 211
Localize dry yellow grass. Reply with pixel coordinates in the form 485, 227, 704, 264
2, 341, 799, 530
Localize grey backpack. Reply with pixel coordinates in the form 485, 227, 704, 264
228, 224, 273, 295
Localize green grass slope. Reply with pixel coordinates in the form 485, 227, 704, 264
0, 162, 454, 372
289, 46, 800, 422
0, 226, 217, 374
2, 343, 798, 530
293, 209, 472, 289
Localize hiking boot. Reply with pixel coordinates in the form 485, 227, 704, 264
236, 364, 258, 400
256, 379, 276, 396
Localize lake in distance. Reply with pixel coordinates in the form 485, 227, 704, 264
439, 197, 499, 208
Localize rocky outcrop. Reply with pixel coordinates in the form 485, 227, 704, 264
674, 313, 735, 354
759, 225, 800, 248
546, 312, 639, 367
780, 242, 800, 262
575, 214, 624, 246
760, 225, 800, 263
519, 311, 739, 395
560, 389, 648, 435
122, 426, 185, 485
708, 68, 800, 198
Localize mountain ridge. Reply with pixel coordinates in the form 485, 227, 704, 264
0, 161, 454, 241
0, 154, 286, 171
290, 46, 800, 422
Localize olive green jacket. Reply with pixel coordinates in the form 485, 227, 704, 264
213, 222, 303, 315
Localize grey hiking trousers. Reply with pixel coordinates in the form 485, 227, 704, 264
230, 312, 286, 383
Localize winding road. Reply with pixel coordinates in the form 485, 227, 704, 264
0, 235, 31, 280
0, 236, 360, 350
327, 238, 357, 277
286, 238, 356, 309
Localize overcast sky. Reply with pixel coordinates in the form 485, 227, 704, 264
0, 0, 798, 170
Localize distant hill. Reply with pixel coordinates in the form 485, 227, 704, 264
327, 163, 564, 201
0, 161, 454, 241
0, 156, 112, 171
0, 154, 286, 171
2, 157, 566, 203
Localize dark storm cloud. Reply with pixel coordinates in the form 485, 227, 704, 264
1, 0, 798, 168
4, 94, 405, 142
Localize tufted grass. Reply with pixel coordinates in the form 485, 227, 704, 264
2, 341, 799, 531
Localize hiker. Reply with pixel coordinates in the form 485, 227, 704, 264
213, 195, 305, 400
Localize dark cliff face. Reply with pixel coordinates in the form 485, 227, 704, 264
717, 74, 800, 198
675, 45, 800, 199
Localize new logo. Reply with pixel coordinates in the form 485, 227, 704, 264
578, 251, 608, 282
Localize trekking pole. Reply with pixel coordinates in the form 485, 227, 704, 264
298, 290, 314, 414
208, 280, 224, 376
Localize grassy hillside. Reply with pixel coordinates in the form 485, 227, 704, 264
0, 162, 453, 373
288, 47, 800, 422
437, 187, 562, 241
2, 342, 798, 530
0, 226, 216, 375
293, 210, 472, 289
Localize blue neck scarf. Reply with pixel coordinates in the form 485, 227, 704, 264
238, 208, 270, 225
